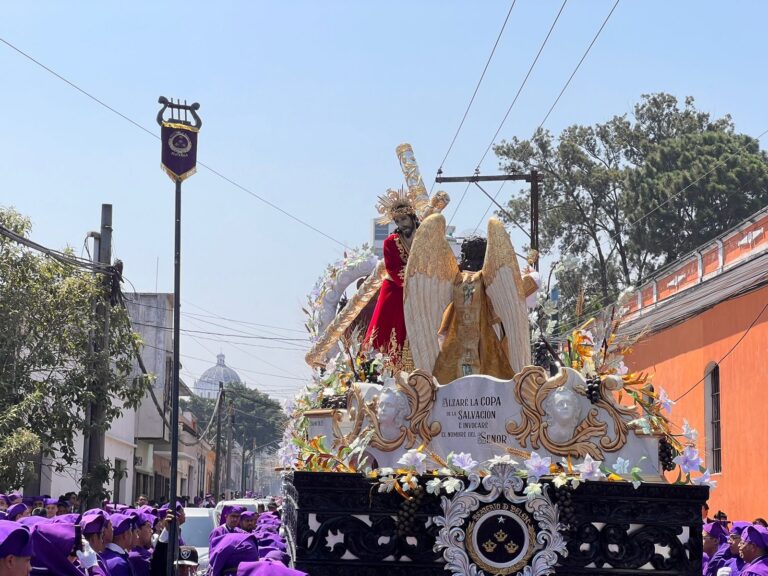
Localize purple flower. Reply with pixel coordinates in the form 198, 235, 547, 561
398, 450, 427, 475
524, 452, 551, 480
692, 469, 717, 488
658, 388, 675, 414
450, 452, 478, 473
672, 446, 702, 474
574, 454, 605, 482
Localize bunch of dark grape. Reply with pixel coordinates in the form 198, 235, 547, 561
554, 483, 577, 533
396, 485, 424, 537
320, 395, 347, 409
585, 374, 601, 404
533, 337, 551, 371
658, 437, 678, 472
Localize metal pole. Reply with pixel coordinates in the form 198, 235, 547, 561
226, 403, 233, 498
530, 169, 540, 271
213, 382, 224, 501
167, 179, 182, 576
85, 205, 111, 510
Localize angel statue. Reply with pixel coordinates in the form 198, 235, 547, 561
404, 214, 532, 384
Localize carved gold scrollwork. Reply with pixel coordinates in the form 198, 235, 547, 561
337, 371, 442, 452
506, 366, 637, 459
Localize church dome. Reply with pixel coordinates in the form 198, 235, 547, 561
196, 353, 242, 397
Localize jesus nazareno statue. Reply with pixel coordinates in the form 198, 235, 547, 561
364, 188, 423, 357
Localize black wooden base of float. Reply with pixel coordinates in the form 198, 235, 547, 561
283, 471, 708, 576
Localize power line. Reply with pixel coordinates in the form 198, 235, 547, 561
139, 341, 308, 383
131, 320, 306, 342
674, 296, 768, 402
464, 0, 619, 227
476, 0, 569, 170
537, 0, 620, 130
435, 0, 518, 182
447, 0, 570, 225
124, 297, 307, 334
0, 36, 349, 250
0, 223, 115, 274
183, 315, 307, 380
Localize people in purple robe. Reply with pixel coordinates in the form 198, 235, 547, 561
29, 521, 87, 576
0, 520, 33, 576
236, 560, 307, 576
208, 532, 260, 576
239, 511, 257, 533
722, 521, 751, 575
740, 525, 768, 576
129, 513, 155, 576
81, 512, 112, 576
704, 521, 731, 576
6, 503, 29, 522
100, 514, 136, 576
209, 506, 245, 546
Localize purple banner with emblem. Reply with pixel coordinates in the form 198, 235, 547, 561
161, 122, 199, 181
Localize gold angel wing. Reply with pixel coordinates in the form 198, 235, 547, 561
482, 218, 531, 373
404, 213, 459, 373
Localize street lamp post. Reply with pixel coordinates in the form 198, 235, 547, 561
157, 97, 201, 575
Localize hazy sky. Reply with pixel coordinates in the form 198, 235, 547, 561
2, 1, 767, 402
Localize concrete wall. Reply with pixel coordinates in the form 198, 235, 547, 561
627, 284, 768, 520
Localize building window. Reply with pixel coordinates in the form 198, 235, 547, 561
704, 364, 722, 474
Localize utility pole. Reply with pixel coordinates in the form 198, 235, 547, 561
84, 204, 112, 509
435, 171, 542, 270
225, 401, 234, 498
213, 382, 224, 501
530, 169, 539, 269
240, 435, 248, 493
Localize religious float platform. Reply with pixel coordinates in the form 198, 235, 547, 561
279, 144, 713, 576
283, 470, 707, 576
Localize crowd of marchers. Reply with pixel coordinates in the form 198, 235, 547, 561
0, 491, 306, 576
703, 504, 768, 575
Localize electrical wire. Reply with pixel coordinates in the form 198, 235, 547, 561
139, 341, 308, 382
0, 36, 349, 250
131, 321, 306, 342
476, 0, 569, 170
122, 297, 307, 337
674, 296, 768, 403
463, 0, 620, 228
446, 0, 571, 226
183, 315, 307, 380
435, 0, 518, 185
0, 223, 114, 274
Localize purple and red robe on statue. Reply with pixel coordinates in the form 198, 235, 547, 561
365, 233, 409, 352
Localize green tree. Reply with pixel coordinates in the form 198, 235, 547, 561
493, 93, 764, 329
0, 207, 148, 494
182, 380, 286, 457
626, 130, 768, 265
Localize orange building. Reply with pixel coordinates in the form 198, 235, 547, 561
622, 207, 768, 521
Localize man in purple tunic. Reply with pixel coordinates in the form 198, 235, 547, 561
29, 522, 87, 576
236, 560, 308, 576
129, 513, 155, 576
208, 532, 260, 576
0, 520, 33, 576
740, 525, 768, 576
101, 514, 136, 576
722, 521, 751, 575
81, 512, 112, 576
704, 521, 731, 576
209, 505, 244, 546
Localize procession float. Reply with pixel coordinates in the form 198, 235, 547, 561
278, 144, 711, 576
